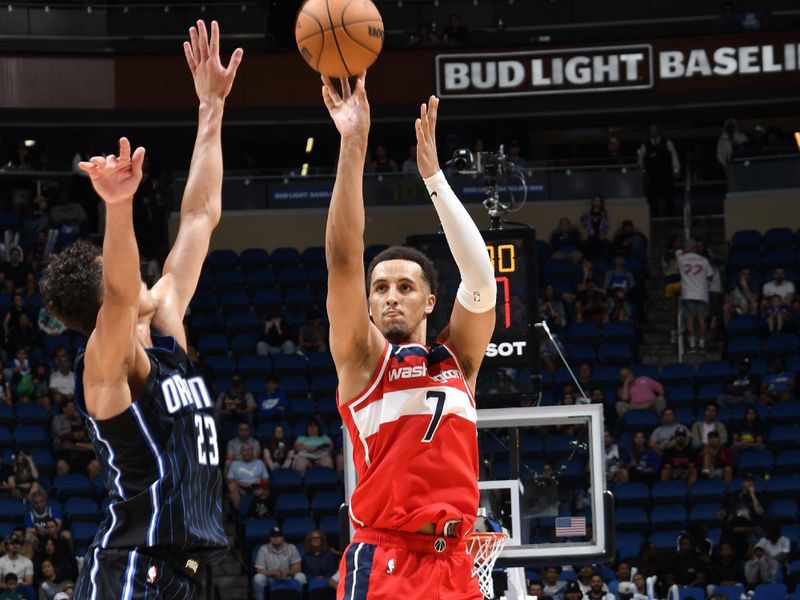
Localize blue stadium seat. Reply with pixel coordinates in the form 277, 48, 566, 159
776, 449, 800, 474
252, 289, 283, 313
226, 312, 260, 334
287, 397, 316, 421
282, 516, 315, 544
763, 227, 794, 249
320, 515, 340, 549
64, 497, 100, 523
219, 290, 251, 314
675, 407, 695, 427
665, 386, 696, 409
230, 333, 259, 357
689, 503, 721, 525
615, 507, 648, 530
753, 583, 787, 600
305, 467, 338, 494
308, 577, 331, 598
270, 247, 302, 270
544, 435, 573, 458
0, 498, 24, 525
189, 290, 218, 314
317, 397, 338, 421
281, 377, 310, 399
766, 499, 798, 523
713, 585, 745, 600
191, 313, 224, 337
613, 482, 649, 506
237, 355, 271, 378
205, 356, 236, 378
769, 425, 800, 449
616, 532, 644, 560
15, 404, 50, 427
661, 363, 695, 385
727, 314, 761, 338
689, 479, 725, 504
542, 259, 575, 281
270, 578, 303, 600
765, 335, 800, 359
565, 344, 595, 366
591, 366, 621, 387
602, 321, 636, 346
301, 246, 326, 268
651, 480, 688, 505
632, 364, 660, 381
205, 249, 238, 270
737, 449, 774, 475
311, 491, 343, 518
307, 353, 335, 375
53, 474, 92, 501
728, 250, 761, 271
767, 475, 800, 498
196, 270, 214, 291
239, 248, 270, 270
763, 247, 795, 271
696, 361, 732, 384
649, 530, 680, 551
270, 469, 302, 494
306, 267, 328, 291
731, 229, 762, 251
678, 587, 705, 600
565, 322, 601, 347
727, 336, 762, 361
29, 449, 55, 477
244, 517, 278, 549
311, 375, 338, 399
71, 521, 99, 547
696, 383, 725, 404
0, 405, 13, 429
621, 409, 659, 433
214, 270, 245, 291
272, 354, 308, 377
197, 334, 228, 357
520, 434, 544, 458
245, 269, 277, 290
13, 425, 50, 449
597, 343, 632, 367
277, 267, 308, 290
275, 492, 310, 519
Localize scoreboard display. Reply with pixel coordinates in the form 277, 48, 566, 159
407, 228, 539, 373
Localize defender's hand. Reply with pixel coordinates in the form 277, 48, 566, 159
415, 95, 440, 179
184, 20, 243, 103
321, 72, 370, 141
79, 137, 145, 205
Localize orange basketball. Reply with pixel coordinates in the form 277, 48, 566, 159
295, 0, 384, 79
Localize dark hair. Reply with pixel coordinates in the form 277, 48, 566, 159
39, 239, 103, 335
704, 401, 718, 411
4, 573, 16, 583
366, 245, 439, 296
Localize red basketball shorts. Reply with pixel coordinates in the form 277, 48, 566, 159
336, 528, 483, 600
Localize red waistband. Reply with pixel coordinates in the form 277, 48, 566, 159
353, 528, 467, 555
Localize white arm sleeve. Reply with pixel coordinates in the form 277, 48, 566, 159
424, 170, 496, 313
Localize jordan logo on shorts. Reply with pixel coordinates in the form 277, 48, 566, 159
386, 558, 395, 574
434, 538, 446, 553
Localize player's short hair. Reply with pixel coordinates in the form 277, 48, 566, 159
40, 240, 103, 335
366, 245, 439, 296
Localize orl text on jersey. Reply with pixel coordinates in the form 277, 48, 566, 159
161, 374, 213, 415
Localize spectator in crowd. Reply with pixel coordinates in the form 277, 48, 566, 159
731, 406, 765, 453
604, 429, 624, 483
717, 118, 749, 171
0, 536, 34, 586
611, 220, 647, 261
24, 491, 67, 546
607, 287, 633, 323
527, 582, 545, 599
660, 426, 698, 486
762, 290, 791, 334
649, 407, 681, 453
539, 283, 567, 328
759, 357, 795, 405
48, 192, 87, 233
550, 218, 582, 263
47, 356, 74, 403
401, 145, 418, 174
369, 145, 398, 174
293, 420, 334, 476
297, 310, 327, 354
755, 522, 790, 566
637, 124, 680, 216
0, 573, 22, 600
34, 534, 77, 584
0, 374, 10, 407
3, 295, 28, 345
584, 574, 614, 600
604, 255, 635, 297
662, 534, 707, 590
1, 528, 33, 561
616, 368, 666, 417
225, 422, 262, 471
6, 349, 32, 400
226, 442, 269, 512
695, 239, 723, 331
263, 424, 295, 472
607, 561, 632, 598
616, 581, 642, 600
698, 430, 734, 485
243, 478, 271, 520
5, 313, 38, 357
708, 540, 745, 591
580, 194, 609, 260
252, 527, 307, 600
8, 451, 39, 500
563, 580, 583, 600
718, 473, 764, 560
715, 1, 742, 32
442, 13, 472, 45
575, 278, 607, 323
506, 140, 528, 170
51, 403, 98, 479
0, 454, 12, 496
722, 267, 758, 328
256, 310, 296, 356
575, 565, 594, 594
1, 249, 31, 293
256, 378, 287, 422
215, 375, 257, 425
631, 541, 658, 578
37, 558, 72, 600
762, 267, 795, 308
619, 431, 661, 485
301, 529, 337, 583
676, 239, 713, 351
540, 566, 566, 599
691, 402, 729, 447
745, 540, 777, 586
718, 357, 760, 407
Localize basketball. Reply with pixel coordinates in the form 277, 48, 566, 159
295, 0, 384, 79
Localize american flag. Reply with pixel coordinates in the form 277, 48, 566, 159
555, 516, 586, 537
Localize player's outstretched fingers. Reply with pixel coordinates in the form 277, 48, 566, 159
227, 48, 244, 78
322, 76, 341, 104
118, 137, 131, 163
189, 26, 199, 62
210, 20, 220, 57
197, 20, 209, 60
429, 96, 439, 136
183, 41, 196, 72
421, 102, 430, 138
415, 118, 427, 146
131, 146, 146, 179
77, 161, 95, 175
89, 156, 105, 169
339, 77, 351, 100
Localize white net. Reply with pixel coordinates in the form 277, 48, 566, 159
466, 532, 508, 599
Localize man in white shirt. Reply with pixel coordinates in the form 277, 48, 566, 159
762, 267, 796, 306
48, 356, 75, 400
0, 536, 34, 586
649, 407, 681, 453
226, 442, 269, 511
252, 526, 306, 600
756, 523, 791, 565
676, 240, 713, 351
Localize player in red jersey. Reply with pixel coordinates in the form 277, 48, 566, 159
321, 71, 496, 600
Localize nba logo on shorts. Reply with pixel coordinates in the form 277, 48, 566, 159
147, 566, 158, 585
386, 558, 395, 574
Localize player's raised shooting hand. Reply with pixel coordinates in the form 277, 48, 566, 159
322, 71, 370, 142
184, 20, 243, 104
78, 137, 145, 205
415, 95, 441, 180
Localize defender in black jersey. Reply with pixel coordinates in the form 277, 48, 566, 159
39, 21, 243, 600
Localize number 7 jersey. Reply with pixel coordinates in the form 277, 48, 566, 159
339, 341, 479, 536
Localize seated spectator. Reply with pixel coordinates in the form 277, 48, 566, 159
661, 533, 707, 590
731, 406, 764, 453
698, 430, 733, 485
301, 529, 337, 583
37, 559, 66, 600
616, 368, 665, 418
540, 566, 566, 599
745, 540, 777, 586
564, 580, 584, 600
619, 431, 660, 485
755, 522, 790, 566
607, 560, 632, 599
607, 288, 633, 322
708, 540, 745, 591
408, 22, 439, 48
575, 279, 607, 323
759, 357, 795, 405
293, 420, 334, 476
256, 378, 288, 422
604, 429, 624, 483
51, 403, 99, 479
584, 575, 614, 600
47, 356, 74, 403
718, 358, 760, 407
660, 426, 698, 486
576, 565, 594, 594
630, 541, 658, 578
722, 267, 758, 327
226, 442, 269, 511
244, 480, 272, 520
576, 257, 594, 291
370, 145, 398, 173
761, 267, 795, 311
580, 194, 609, 260
256, 310, 296, 356
604, 255, 635, 296
0, 373, 10, 406
649, 408, 680, 453
550, 218, 582, 263
49, 192, 87, 234
762, 291, 791, 334
214, 375, 256, 425
8, 451, 39, 500
1, 248, 31, 294
617, 580, 644, 600
690, 402, 728, 448
263, 425, 295, 472
506, 140, 528, 170
5, 313, 38, 357
24, 491, 69, 547
0, 528, 33, 561
5, 349, 32, 400
539, 283, 566, 328
297, 310, 327, 354
527, 582, 545, 599
442, 12, 472, 46
225, 422, 262, 471
33, 535, 76, 584
252, 527, 307, 600
0, 536, 34, 587
0, 573, 22, 600
718, 473, 764, 560
611, 220, 646, 261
